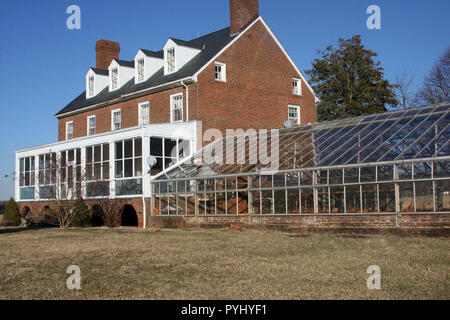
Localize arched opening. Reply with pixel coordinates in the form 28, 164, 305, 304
121, 205, 138, 227
21, 206, 31, 219
91, 205, 105, 227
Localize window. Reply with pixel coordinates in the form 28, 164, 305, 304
167, 48, 175, 73
139, 102, 150, 125
288, 105, 300, 125
293, 78, 302, 95
38, 153, 56, 199
19, 156, 35, 200
59, 149, 82, 197
115, 138, 142, 179
85, 144, 110, 197
88, 76, 94, 97
137, 58, 145, 82
87, 116, 96, 136
214, 62, 226, 82
66, 121, 74, 140
112, 109, 121, 131
170, 93, 183, 122
111, 68, 118, 90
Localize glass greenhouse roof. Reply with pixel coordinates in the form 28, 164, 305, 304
155, 103, 450, 180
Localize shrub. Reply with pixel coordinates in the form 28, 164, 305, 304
39, 198, 90, 229
3, 198, 20, 226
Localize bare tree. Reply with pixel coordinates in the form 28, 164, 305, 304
415, 47, 450, 106
37, 153, 90, 229
394, 71, 416, 109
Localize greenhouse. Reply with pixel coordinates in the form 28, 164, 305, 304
151, 103, 450, 217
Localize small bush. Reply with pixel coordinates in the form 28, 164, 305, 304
71, 198, 90, 227
3, 198, 20, 226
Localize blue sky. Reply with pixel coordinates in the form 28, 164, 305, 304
0, 0, 449, 200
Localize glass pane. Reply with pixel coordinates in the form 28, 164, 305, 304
435, 180, 450, 212
415, 182, 434, 212
124, 159, 133, 177
115, 161, 123, 178
362, 184, 378, 213
238, 192, 248, 214
216, 193, 226, 214
134, 138, 142, 157
134, 158, 142, 176
330, 187, 344, 213
94, 145, 101, 162
103, 144, 109, 161
150, 138, 162, 157
301, 188, 314, 214
250, 191, 261, 214
379, 183, 395, 212
186, 196, 196, 215
399, 183, 414, 212
226, 192, 237, 214
329, 169, 343, 185
317, 187, 329, 213
398, 164, 412, 180
377, 165, 393, 181
360, 167, 376, 182
433, 161, 449, 178
115, 141, 123, 159
344, 168, 359, 183
300, 171, 313, 185
414, 161, 432, 179
124, 140, 133, 158
261, 190, 273, 214
346, 185, 360, 213
274, 189, 286, 214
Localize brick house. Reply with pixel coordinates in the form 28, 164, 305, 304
15, 0, 317, 227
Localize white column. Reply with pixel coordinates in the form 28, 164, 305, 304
109, 142, 115, 198
80, 147, 86, 198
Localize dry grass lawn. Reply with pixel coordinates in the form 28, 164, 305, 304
0, 227, 448, 300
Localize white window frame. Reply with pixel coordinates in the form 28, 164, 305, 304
288, 105, 300, 125
112, 109, 121, 131
214, 62, 227, 82
170, 93, 183, 123
66, 121, 74, 140
293, 78, 302, 96
87, 115, 96, 136
88, 75, 95, 97
111, 68, 119, 90
167, 48, 176, 74
137, 58, 145, 83
138, 102, 150, 125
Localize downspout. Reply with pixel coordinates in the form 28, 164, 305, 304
181, 80, 189, 121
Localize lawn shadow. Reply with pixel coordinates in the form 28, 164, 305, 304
0, 225, 55, 235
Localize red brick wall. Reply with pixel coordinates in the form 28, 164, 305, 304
195, 20, 316, 142
57, 20, 316, 143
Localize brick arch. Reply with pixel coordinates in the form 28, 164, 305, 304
120, 204, 138, 227
91, 204, 105, 227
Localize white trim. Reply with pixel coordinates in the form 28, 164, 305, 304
214, 62, 227, 82
288, 105, 300, 125
138, 101, 150, 125
65, 121, 74, 140
111, 108, 121, 131
87, 115, 96, 136
170, 93, 184, 123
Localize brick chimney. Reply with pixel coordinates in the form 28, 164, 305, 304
95, 40, 120, 70
230, 0, 259, 35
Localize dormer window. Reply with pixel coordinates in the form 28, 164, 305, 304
111, 68, 118, 90
137, 58, 145, 82
88, 76, 95, 97
167, 48, 175, 73
293, 78, 302, 96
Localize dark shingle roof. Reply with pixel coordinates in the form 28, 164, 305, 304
140, 49, 164, 59
113, 59, 135, 68
90, 68, 109, 76
169, 38, 204, 50
56, 27, 236, 117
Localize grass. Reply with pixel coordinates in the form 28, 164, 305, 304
0, 227, 448, 300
